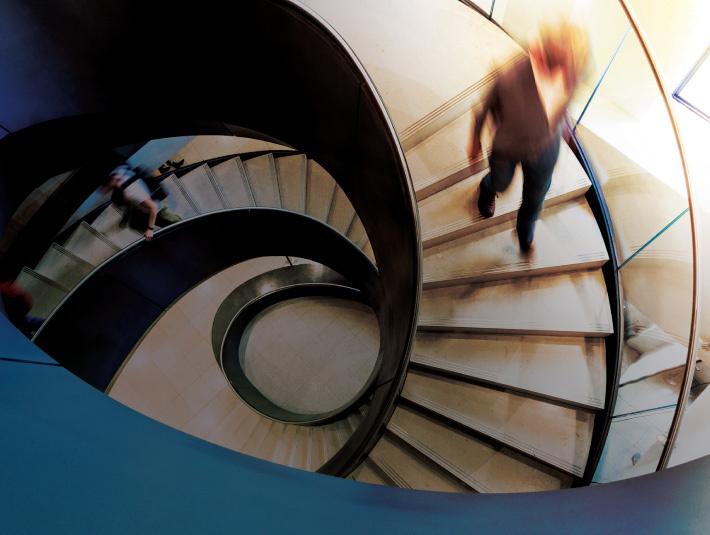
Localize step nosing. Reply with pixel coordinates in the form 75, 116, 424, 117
387, 422, 491, 493
422, 253, 609, 283
402, 390, 584, 476
409, 355, 604, 409
421, 181, 591, 242
369, 451, 411, 489
417, 318, 613, 333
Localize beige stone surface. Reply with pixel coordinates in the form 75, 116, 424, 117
388, 406, 572, 493
403, 370, 595, 476
418, 143, 591, 248
413, 332, 606, 409
244, 154, 281, 209
370, 434, 470, 492
419, 269, 613, 337
423, 197, 608, 287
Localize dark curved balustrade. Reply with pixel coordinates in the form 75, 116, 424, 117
34, 209, 382, 392
1, 0, 420, 477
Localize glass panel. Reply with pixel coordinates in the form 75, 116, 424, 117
668, 360, 710, 468
599, 210, 694, 481
593, 407, 675, 483
626, 0, 710, 91
575, 27, 688, 264
491, 0, 631, 125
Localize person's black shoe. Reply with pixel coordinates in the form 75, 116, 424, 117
477, 181, 496, 218
158, 164, 171, 174
519, 235, 534, 261
168, 159, 184, 169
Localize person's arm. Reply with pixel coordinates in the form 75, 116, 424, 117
470, 84, 496, 161
140, 198, 159, 241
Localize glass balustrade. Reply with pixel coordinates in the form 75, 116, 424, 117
484, 0, 702, 481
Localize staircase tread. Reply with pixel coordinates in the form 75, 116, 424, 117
16, 267, 69, 319
370, 435, 469, 492
290, 426, 310, 471
423, 197, 609, 287
351, 461, 390, 486
306, 159, 336, 223
162, 174, 200, 219
412, 332, 606, 409
90, 204, 143, 249
272, 424, 299, 466
402, 370, 594, 477
33, 243, 95, 290
327, 186, 357, 236
63, 221, 120, 266
388, 406, 573, 492
178, 163, 226, 213
419, 269, 613, 337
406, 111, 490, 199
244, 154, 281, 209
210, 156, 255, 208
418, 143, 591, 248
274, 153, 307, 213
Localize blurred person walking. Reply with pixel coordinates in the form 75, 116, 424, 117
471, 19, 589, 258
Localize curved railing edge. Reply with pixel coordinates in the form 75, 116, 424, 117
564, 119, 624, 485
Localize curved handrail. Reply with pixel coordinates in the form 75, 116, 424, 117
564, 119, 624, 485
616, 0, 701, 471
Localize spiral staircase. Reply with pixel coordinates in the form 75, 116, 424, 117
1, 0, 707, 533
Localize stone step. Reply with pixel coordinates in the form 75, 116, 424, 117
272, 421, 299, 466
207, 401, 255, 451
368, 434, 470, 492
229, 410, 263, 452
63, 221, 121, 266
327, 186, 357, 237
387, 406, 573, 492
15, 267, 69, 319
275, 154, 307, 213
33, 243, 94, 290
406, 110, 492, 200
322, 423, 343, 463
306, 159, 336, 224
241, 416, 276, 457
412, 332, 606, 409
307, 426, 326, 472
161, 174, 200, 219
350, 459, 390, 486
90, 204, 143, 249
245, 420, 284, 462
419, 269, 613, 337
210, 156, 256, 208
244, 154, 281, 209
402, 369, 594, 477
178, 163, 227, 213
418, 143, 591, 249
290, 426, 311, 471
423, 197, 609, 288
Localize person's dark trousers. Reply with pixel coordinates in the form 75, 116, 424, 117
481, 136, 560, 246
